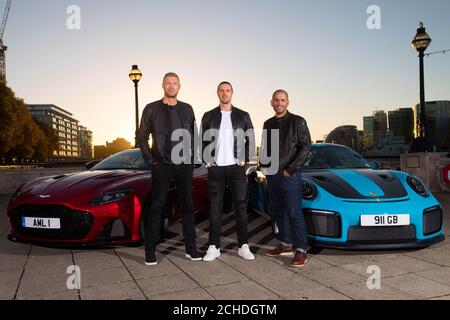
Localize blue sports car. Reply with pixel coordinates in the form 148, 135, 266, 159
247, 143, 445, 249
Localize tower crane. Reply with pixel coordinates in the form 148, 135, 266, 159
0, 0, 12, 82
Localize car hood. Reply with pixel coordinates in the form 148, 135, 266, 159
303, 168, 408, 200
18, 170, 149, 204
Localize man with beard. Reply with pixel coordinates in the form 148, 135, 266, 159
261, 89, 311, 268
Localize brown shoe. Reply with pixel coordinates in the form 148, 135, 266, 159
290, 251, 308, 268
265, 244, 294, 257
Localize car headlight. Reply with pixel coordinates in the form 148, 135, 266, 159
301, 179, 317, 200
406, 176, 430, 197
91, 189, 133, 205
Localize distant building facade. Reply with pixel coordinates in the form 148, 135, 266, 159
363, 110, 388, 146
414, 101, 450, 151
373, 110, 388, 141
364, 131, 410, 157
27, 104, 93, 161
363, 116, 376, 144
325, 125, 360, 152
78, 125, 94, 160
94, 145, 107, 160
388, 108, 414, 144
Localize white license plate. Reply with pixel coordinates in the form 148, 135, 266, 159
22, 217, 61, 229
361, 214, 410, 227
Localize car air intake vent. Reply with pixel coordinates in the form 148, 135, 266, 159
376, 174, 392, 181
348, 225, 416, 242
423, 206, 443, 236
53, 175, 67, 180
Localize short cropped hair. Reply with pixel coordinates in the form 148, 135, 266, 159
272, 89, 289, 100
217, 81, 234, 92
163, 72, 180, 82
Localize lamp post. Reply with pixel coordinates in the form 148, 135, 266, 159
411, 22, 432, 152
129, 65, 143, 148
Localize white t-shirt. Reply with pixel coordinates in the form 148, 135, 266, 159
215, 111, 237, 166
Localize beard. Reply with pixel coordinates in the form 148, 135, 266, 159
274, 106, 287, 113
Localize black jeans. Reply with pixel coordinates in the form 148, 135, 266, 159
208, 164, 248, 248
145, 163, 196, 257
266, 172, 308, 251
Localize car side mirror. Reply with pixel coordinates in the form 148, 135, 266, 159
370, 161, 382, 170
85, 160, 100, 170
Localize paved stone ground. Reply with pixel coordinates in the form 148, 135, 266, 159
1, 193, 450, 300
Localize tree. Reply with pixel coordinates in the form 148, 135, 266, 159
0, 81, 58, 162
106, 138, 132, 155
33, 120, 59, 161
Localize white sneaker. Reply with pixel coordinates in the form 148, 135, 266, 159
238, 244, 255, 261
203, 245, 221, 262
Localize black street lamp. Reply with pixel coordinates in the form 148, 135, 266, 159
129, 65, 143, 148
411, 22, 432, 152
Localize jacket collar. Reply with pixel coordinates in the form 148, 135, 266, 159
212, 105, 239, 129
215, 105, 235, 113
274, 110, 291, 121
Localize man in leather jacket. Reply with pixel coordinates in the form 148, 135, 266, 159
201, 81, 256, 262
260, 89, 311, 268
138, 72, 202, 266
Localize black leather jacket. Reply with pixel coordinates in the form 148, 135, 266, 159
137, 99, 197, 165
201, 106, 255, 164
260, 111, 311, 175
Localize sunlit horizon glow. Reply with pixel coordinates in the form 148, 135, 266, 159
4, 0, 450, 146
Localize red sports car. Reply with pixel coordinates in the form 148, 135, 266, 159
7, 149, 211, 246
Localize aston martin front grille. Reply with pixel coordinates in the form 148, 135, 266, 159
9, 204, 94, 240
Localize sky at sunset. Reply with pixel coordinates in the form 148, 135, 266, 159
4, 0, 450, 145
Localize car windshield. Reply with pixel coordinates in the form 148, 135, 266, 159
91, 149, 149, 171
304, 146, 371, 170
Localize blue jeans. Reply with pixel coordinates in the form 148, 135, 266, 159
266, 172, 308, 251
